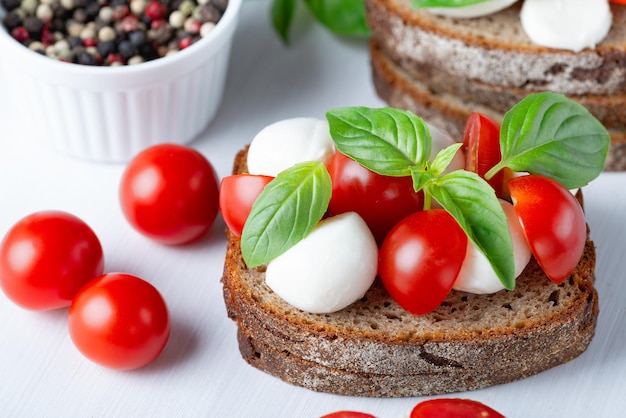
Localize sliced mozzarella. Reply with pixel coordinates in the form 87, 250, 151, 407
427, 0, 518, 18
453, 200, 531, 294
428, 123, 465, 172
246, 118, 336, 177
521, 0, 612, 52
265, 212, 378, 314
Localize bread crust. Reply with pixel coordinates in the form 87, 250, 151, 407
221, 148, 599, 397
366, 0, 626, 96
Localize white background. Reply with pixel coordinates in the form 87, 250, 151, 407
1, 1, 625, 417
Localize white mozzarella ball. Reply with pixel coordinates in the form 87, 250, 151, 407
246, 118, 336, 177
265, 212, 378, 314
521, 0, 612, 52
453, 200, 531, 294
428, 123, 465, 173
427, 0, 518, 18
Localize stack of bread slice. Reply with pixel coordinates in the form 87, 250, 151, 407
221, 148, 599, 397
366, 0, 626, 170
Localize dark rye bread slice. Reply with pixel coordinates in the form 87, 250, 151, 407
365, 0, 626, 96
221, 148, 599, 397
365, 0, 626, 171
370, 40, 626, 171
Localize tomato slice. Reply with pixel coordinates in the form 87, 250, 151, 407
379, 209, 467, 315
219, 174, 274, 237
411, 398, 505, 418
508, 175, 586, 284
327, 151, 424, 244
320, 411, 376, 418
462, 112, 505, 196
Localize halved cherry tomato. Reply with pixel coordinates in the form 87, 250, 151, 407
411, 398, 505, 418
462, 112, 506, 196
219, 174, 274, 237
320, 412, 376, 418
119, 144, 219, 245
0, 211, 104, 311
379, 209, 467, 315
508, 174, 586, 284
68, 273, 170, 370
327, 151, 424, 244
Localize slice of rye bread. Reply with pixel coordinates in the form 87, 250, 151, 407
221, 148, 599, 397
370, 40, 626, 171
365, 0, 626, 170
365, 0, 626, 96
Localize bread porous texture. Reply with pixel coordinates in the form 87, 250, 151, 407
221, 148, 599, 397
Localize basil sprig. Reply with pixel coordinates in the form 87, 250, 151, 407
241, 161, 331, 268
271, 0, 370, 44
412, 0, 489, 7
327, 107, 515, 289
485, 92, 610, 189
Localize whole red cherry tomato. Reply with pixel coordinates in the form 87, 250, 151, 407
411, 398, 505, 418
219, 174, 274, 237
68, 273, 170, 370
327, 151, 424, 244
320, 412, 376, 418
508, 174, 586, 284
0, 211, 104, 311
462, 112, 507, 196
119, 144, 219, 245
379, 209, 467, 315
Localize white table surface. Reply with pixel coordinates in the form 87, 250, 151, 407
1, 1, 625, 417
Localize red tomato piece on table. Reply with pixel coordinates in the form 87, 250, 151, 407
462, 112, 507, 196
320, 412, 376, 418
119, 144, 219, 245
68, 273, 170, 370
379, 209, 467, 315
219, 174, 274, 237
508, 174, 586, 284
411, 398, 505, 418
0, 211, 104, 311
327, 151, 424, 244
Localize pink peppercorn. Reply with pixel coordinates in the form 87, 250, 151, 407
144, 1, 167, 21
150, 18, 167, 30
10, 26, 30, 43
178, 36, 192, 50
83, 38, 98, 47
120, 15, 139, 32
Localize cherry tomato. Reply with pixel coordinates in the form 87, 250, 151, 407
320, 412, 376, 418
411, 398, 505, 418
219, 174, 274, 237
379, 209, 467, 315
119, 144, 219, 245
610, 0, 626, 4
327, 151, 424, 244
462, 112, 507, 196
68, 273, 170, 370
508, 174, 586, 284
0, 211, 104, 311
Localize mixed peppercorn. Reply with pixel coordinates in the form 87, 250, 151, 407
1, 0, 228, 66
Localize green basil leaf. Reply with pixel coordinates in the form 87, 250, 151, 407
490, 92, 610, 189
326, 107, 432, 176
272, 0, 297, 44
427, 171, 515, 290
412, 0, 489, 8
304, 0, 371, 37
429, 142, 463, 177
241, 161, 332, 267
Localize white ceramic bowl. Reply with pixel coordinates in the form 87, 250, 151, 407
0, 0, 241, 163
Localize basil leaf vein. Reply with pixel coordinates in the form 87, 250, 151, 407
241, 161, 331, 267
427, 171, 515, 290
492, 92, 610, 189
326, 107, 432, 176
